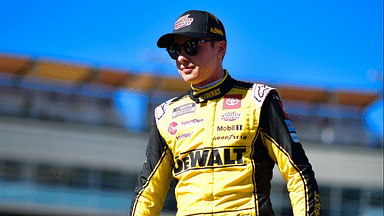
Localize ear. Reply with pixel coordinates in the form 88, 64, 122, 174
217, 41, 227, 59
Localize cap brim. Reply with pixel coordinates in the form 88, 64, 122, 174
157, 32, 210, 48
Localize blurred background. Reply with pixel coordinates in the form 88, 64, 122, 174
0, 0, 382, 216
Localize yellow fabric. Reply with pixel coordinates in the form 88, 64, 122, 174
130, 72, 319, 215
131, 147, 174, 216
261, 132, 314, 215
156, 87, 263, 216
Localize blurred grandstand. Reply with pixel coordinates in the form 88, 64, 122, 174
0, 52, 382, 216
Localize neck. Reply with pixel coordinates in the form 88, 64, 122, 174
193, 76, 224, 89
189, 70, 233, 103
193, 67, 225, 88
192, 69, 227, 89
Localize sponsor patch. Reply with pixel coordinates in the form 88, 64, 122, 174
199, 88, 221, 102
174, 147, 246, 175
181, 118, 204, 127
253, 84, 272, 102
172, 103, 196, 118
290, 132, 300, 143
174, 14, 194, 30
220, 111, 241, 121
217, 125, 243, 131
168, 122, 178, 136
213, 134, 247, 141
154, 98, 174, 124
176, 132, 193, 141
284, 120, 296, 132
223, 94, 242, 110
210, 27, 224, 36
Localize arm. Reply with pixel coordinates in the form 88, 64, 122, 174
129, 120, 174, 216
259, 92, 321, 216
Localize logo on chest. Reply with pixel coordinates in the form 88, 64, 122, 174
168, 122, 178, 135
174, 147, 247, 175
220, 111, 241, 121
172, 102, 196, 118
217, 125, 243, 131
223, 94, 242, 110
181, 118, 204, 127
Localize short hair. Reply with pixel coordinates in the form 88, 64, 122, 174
210, 40, 225, 61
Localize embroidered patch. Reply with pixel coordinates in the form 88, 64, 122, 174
154, 97, 174, 124
284, 120, 296, 132
176, 132, 193, 141
210, 27, 224, 36
216, 125, 243, 131
223, 94, 242, 110
253, 84, 272, 102
172, 102, 196, 118
181, 118, 204, 127
199, 88, 221, 102
168, 122, 178, 136
290, 132, 300, 143
220, 111, 241, 121
174, 14, 194, 30
251, 84, 274, 108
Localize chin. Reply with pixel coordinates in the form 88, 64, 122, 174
181, 74, 196, 82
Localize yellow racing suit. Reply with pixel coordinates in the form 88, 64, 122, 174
129, 71, 320, 216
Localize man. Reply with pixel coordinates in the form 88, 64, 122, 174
129, 10, 320, 216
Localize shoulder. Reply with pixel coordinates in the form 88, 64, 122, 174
251, 83, 277, 107
229, 77, 278, 108
154, 93, 189, 124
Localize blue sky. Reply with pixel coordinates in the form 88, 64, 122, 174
0, 0, 382, 91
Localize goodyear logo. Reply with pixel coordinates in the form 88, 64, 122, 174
213, 134, 247, 141
174, 146, 246, 175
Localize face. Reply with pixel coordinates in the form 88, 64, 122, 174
173, 36, 226, 87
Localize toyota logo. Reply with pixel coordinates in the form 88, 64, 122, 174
225, 98, 240, 106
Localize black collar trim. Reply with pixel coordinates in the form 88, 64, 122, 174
188, 71, 235, 103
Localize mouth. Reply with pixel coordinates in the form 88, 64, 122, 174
182, 68, 194, 74
180, 65, 195, 74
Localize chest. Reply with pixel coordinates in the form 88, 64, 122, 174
160, 90, 261, 163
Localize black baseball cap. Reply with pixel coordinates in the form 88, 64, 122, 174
157, 10, 226, 48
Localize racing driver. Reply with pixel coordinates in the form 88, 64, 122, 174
129, 10, 321, 216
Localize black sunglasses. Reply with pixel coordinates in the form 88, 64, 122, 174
166, 39, 218, 60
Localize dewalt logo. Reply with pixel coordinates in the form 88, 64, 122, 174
199, 88, 221, 101
174, 146, 246, 175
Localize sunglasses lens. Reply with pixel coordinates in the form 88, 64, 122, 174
184, 41, 199, 56
167, 40, 203, 60
166, 46, 180, 60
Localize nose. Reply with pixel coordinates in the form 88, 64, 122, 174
177, 47, 189, 63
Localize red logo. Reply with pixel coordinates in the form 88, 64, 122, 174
223, 94, 242, 110
168, 122, 178, 135
174, 14, 194, 30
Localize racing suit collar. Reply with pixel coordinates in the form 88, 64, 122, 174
189, 70, 234, 103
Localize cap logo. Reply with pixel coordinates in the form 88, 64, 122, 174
210, 27, 223, 36
174, 14, 194, 30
